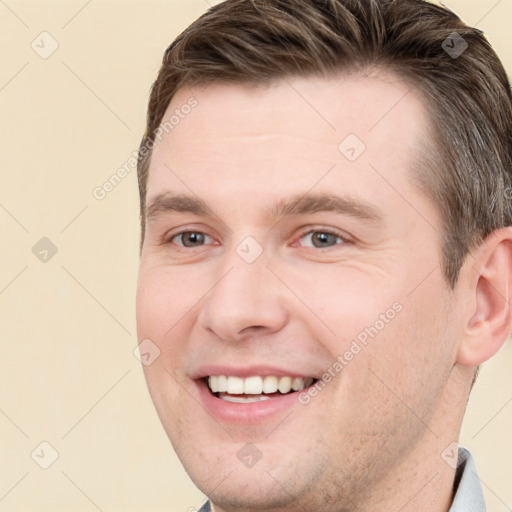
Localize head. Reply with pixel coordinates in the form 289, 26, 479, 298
135, 1, 512, 510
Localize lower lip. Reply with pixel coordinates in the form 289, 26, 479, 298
196, 379, 306, 424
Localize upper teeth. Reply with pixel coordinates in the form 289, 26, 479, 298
207, 375, 314, 394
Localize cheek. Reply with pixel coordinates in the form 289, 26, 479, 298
136, 264, 201, 350
324, 265, 455, 421
136, 268, 194, 443
136, 265, 168, 335
343, 270, 455, 419
291, 265, 404, 347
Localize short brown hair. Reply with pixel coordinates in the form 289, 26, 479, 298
137, 0, 512, 287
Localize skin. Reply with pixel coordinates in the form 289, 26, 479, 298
136, 72, 512, 511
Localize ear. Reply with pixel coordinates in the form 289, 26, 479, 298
456, 227, 512, 366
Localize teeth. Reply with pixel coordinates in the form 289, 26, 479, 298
292, 377, 304, 391
221, 394, 271, 403
217, 375, 227, 392
244, 376, 263, 394
227, 376, 244, 394
208, 376, 218, 393
262, 375, 278, 393
207, 375, 314, 395
278, 376, 292, 393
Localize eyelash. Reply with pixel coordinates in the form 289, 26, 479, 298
165, 227, 350, 249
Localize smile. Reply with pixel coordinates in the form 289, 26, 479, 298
206, 375, 316, 403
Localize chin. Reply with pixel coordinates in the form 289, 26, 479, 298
174, 429, 327, 511
188, 466, 302, 511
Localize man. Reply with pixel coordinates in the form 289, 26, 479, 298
135, 0, 512, 510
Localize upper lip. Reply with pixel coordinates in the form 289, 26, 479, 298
191, 364, 321, 380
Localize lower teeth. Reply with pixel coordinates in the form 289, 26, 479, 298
220, 394, 271, 403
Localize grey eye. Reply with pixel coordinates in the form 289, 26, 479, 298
301, 231, 343, 248
173, 231, 211, 247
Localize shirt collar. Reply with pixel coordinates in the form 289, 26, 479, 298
449, 446, 487, 511
198, 500, 211, 512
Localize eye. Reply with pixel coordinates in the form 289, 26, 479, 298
170, 231, 214, 248
298, 230, 346, 249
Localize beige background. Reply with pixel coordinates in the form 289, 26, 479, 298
0, 0, 511, 510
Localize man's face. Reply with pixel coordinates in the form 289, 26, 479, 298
136, 73, 464, 509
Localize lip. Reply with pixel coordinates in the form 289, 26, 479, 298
191, 364, 319, 380
196, 377, 313, 424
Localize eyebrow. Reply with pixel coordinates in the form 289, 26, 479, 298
145, 192, 384, 224
271, 194, 383, 223
146, 193, 212, 221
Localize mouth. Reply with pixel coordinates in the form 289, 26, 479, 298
205, 375, 318, 403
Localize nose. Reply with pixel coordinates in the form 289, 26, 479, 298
197, 250, 290, 342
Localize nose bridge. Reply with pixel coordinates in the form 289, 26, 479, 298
198, 244, 288, 340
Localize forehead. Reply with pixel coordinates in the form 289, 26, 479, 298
147, 72, 432, 211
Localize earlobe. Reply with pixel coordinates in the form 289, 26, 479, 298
457, 227, 512, 366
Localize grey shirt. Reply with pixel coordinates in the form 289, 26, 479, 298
197, 447, 486, 512
449, 447, 486, 512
